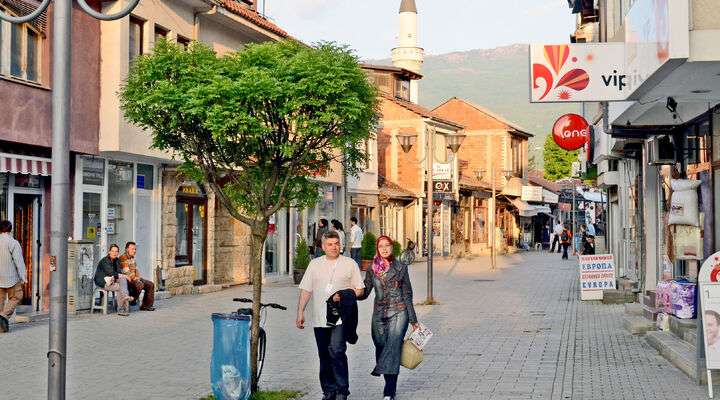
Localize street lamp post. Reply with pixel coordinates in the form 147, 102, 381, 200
0, 1, 140, 399
397, 126, 464, 304
476, 166, 513, 271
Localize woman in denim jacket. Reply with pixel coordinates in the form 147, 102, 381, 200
358, 235, 419, 400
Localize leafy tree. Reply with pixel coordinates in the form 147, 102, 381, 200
120, 39, 378, 391
543, 135, 578, 181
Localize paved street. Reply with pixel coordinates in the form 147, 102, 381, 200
0, 252, 710, 400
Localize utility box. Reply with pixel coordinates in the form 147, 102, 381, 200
67, 240, 95, 314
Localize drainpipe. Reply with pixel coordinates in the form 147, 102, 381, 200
193, 4, 217, 41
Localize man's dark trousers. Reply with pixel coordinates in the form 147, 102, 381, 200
128, 279, 155, 309
314, 325, 349, 396
562, 243, 570, 260
551, 236, 561, 253
350, 248, 361, 268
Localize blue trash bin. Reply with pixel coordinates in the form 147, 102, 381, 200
211, 313, 251, 400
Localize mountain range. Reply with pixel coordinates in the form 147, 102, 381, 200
369, 44, 580, 167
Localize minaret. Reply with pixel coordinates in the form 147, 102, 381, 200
392, 0, 423, 103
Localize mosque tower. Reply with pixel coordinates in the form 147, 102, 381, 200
392, 0, 424, 103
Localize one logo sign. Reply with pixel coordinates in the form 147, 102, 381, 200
552, 113, 589, 151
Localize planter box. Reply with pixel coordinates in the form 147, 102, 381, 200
293, 269, 306, 285
360, 259, 372, 272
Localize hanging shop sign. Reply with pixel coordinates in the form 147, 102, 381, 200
433, 180, 453, 193
521, 186, 543, 202
543, 189, 559, 204
698, 252, 720, 397
432, 163, 452, 180
552, 114, 590, 151
579, 254, 616, 301
559, 202, 572, 212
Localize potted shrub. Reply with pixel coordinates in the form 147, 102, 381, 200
293, 238, 311, 285
392, 241, 402, 258
359, 232, 377, 271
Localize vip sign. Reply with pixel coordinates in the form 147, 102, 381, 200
529, 43, 627, 103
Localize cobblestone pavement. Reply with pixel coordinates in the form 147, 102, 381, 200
0, 252, 710, 399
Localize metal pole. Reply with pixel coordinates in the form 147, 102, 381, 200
48, 0, 72, 398
572, 179, 576, 255
426, 126, 434, 303
490, 161, 496, 271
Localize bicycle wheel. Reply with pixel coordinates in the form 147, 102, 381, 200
256, 327, 267, 381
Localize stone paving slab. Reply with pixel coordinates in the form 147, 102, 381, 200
0, 252, 712, 399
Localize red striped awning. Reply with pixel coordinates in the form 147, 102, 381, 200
0, 153, 52, 176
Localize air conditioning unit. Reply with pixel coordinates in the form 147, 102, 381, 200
648, 135, 675, 165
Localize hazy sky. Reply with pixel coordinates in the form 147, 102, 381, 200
262, 0, 576, 60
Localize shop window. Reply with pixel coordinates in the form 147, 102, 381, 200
82, 157, 105, 186
108, 161, 134, 251
129, 16, 144, 62
14, 174, 40, 188
176, 182, 207, 284
713, 110, 720, 163
136, 163, 154, 190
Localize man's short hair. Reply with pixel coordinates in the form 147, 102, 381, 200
322, 230, 340, 242
125, 241, 136, 250
0, 220, 11, 233
707, 310, 720, 325
109, 244, 120, 251
350, 217, 358, 224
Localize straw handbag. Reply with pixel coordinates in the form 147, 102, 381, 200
400, 340, 423, 369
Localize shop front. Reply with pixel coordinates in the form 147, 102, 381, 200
0, 153, 52, 313
74, 156, 160, 282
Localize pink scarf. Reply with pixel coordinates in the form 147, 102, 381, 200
372, 256, 391, 278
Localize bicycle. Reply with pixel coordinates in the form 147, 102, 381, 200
233, 297, 286, 382
400, 239, 416, 265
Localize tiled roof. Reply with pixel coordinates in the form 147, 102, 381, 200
381, 93, 464, 129
379, 175, 418, 199
459, 174, 490, 191
528, 171, 561, 192
219, 0, 290, 38
433, 97, 533, 138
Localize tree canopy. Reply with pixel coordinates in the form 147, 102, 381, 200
120, 39, 379, 224
543, 135, 578, 181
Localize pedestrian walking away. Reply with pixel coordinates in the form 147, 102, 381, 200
94, 244, 133, 316
357, 235, 420, 400
119, 241, 156, 311
297, 230, 365, 400
314, 219, 329, 258
331, 219, 347, 255
0, 220, 26, 333
551, 221, 563, 253
560, 225, 573, 260
349, 217, 364, 268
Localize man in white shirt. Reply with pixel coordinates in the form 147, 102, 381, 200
551, 221, 563, 253
348, 217, 364, 267
297, 230, 364, 400
0, 220, 26, 333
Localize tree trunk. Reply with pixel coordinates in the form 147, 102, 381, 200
249, 220, 268, 393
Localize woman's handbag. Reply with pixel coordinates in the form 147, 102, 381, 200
400, 340, 423, 369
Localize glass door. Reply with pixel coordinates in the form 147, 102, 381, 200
175, 198, 207, 285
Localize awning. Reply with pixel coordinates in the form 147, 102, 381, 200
576, 187, 607, 203
0, 153, 52, 176
510, 198, 538, 217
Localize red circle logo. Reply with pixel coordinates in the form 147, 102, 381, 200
552, 113, 589, 151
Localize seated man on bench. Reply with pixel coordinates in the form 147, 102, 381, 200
119, 241, 155, 311
93, 244, 132, 316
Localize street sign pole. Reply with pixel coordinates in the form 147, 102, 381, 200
426, 126, 434, 304
0, 2, 140, 398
